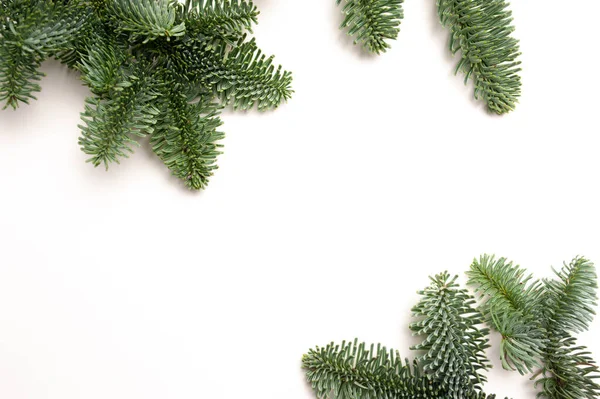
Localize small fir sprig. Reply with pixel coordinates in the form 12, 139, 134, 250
303, 339, 450, 399
410, 272, 491, 398
335, 0, 404, 54
0, 0, 293, 190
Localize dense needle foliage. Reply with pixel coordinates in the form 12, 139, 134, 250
303, 256, 599, 399
0, 0, 293, 189
435, 0, 522, 114
335, 0, 403, 54
410, 272, 491, 398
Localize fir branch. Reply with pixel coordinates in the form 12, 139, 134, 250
182, 0, 258, 39
436, 0, 522, 114
543, 257, 598, 334
209, 38, 292, 110
109, 0, 186, 43
78, 37, 129, 96
150, 81, 224, 190
0, 0, 90, 109
78, 62, 160, 168
303, 340, 447, 399
336, 0, 404, 54
467, 254, 546, 374
536, 330, 600, 399
303, 339, 502, 399
0, 42, 43, 109
177, 36, 293, 111
535, 257, 600, 399
410, 272, 491, 398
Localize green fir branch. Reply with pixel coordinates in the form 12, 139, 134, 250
336, 0, 404, 54
303, 340, 447, 399
543, 257, 598, 334
436, 0, 522, 114
467, 254, 546, 374
535, 257, 600, 399
78, 62, 160, 168
182, 0, 258, 43
0, 0, 90, 109
150, 81, 224, 190
109, 0, 186, 43
177, 36, 293, 111
410, 272, 491, 398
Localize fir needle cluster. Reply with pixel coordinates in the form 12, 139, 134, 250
0, 0, 293, 190
335, 0, 404, 55
303, 255, 599, 399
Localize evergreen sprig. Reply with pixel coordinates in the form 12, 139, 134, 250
436, 0, 522, 114
303, 340, 449, 399
0, 0, 292, 190
468, 255, 600, 399
335, 0, 404, 54
410, 272, 491, 398
467, 255, 546, 374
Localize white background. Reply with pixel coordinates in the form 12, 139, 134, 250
1, 1, 599, 398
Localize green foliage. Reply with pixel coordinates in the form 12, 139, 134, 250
151, 82, 224, 190
303, 340, 449, 399
0, 0, 90, 109
335, 0, 404, 54
304, 256, 598, 399
109, 0, 185, 43
536, 258, 600, 399
436, 0, 522, 114
78, 62, 160, 168
468, 255, 600, 399
543, 257, 598, 334
182, 0, 258, 44
410, 272, 491, 398
467, 255, 546, 374
303, 274, 504, 399
205, 38, 294, 110
0, 0, 292, 190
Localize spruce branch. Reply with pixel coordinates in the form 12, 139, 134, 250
467, 254, 546, 374
410, 272, 491, 398
436, 0, 522, 114
335, 0, 404, 54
